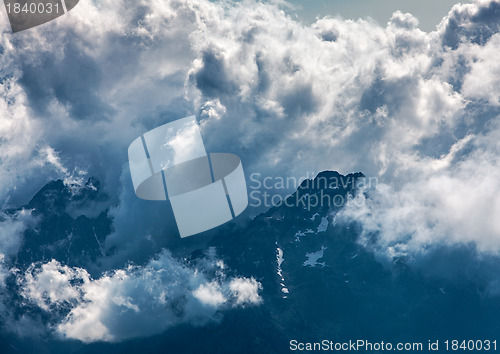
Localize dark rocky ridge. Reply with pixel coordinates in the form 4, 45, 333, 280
14, 178, 111, 269
2, 171, 500, 353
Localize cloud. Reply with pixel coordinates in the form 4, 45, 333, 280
0, 210, 45, 339
193, 282, 226, 307
461, 34, 500, 105
21, 260, 86, 311
184, 0, 467, 187
0, 209, 37, 259
437, 0, 500, 50
18, 248, 262, 343
229, 277, 263, 306
335, 1, 500, 257
0, 70, 44, 201
340, 125, 500, 256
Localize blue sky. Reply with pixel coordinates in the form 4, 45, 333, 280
210, 0, 472, 31
285, 0, 470, 31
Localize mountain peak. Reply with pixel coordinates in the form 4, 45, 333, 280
16, 177, 111, 269
298, 170, 365, 190
26, 177, 107, 217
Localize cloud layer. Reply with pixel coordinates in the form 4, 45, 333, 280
18, 248, 261, 342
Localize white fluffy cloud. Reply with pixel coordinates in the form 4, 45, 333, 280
336, 1, 500, 256
0, 209, 36, 258
461, 34, 500, 105
340, 125, 500, 256
18, 249, 262, 343
229, 277, 263, 306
